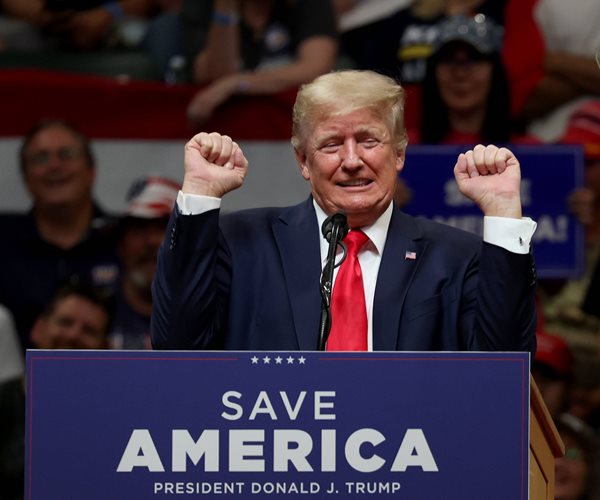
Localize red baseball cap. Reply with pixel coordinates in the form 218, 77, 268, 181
560, 100, 600, 160
534, 332, 573, 376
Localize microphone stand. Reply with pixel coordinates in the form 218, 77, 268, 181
317, 213, 348, 350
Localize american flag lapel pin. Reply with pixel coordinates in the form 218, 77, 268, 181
405, 250, 417, 260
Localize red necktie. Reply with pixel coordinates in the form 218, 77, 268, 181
327, 230, 369, 351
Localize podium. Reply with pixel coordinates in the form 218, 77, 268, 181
25, 351, 563, 499
530, 377, 565, 499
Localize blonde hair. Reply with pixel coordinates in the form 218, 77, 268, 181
291, 70, 407, 153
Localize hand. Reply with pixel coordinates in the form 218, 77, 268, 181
182, 132, 248, 198
187, 75, 240, 126
454, 144, 522, 218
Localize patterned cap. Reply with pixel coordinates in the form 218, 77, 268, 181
434, 13, 503, 56
124, 175, 180, 219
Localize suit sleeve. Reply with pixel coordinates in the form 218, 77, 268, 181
462, 242, 537, 353
151, 208, 230, 350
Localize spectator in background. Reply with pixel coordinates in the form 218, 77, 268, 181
0, 305, 24, 500
0, 282, 113, 500
59, 0, 153, 51
0, 0, 183, 78
177, 0, 212, 76
0, 0, 158, 50
554, 413, 597, 500
541, 102, 600, 337
143, 0, 184, 76
332, 0, 411, 71
502, 0, 600, 143
0, 119, 119, 352
532, 330, 574, 421
0, 0, 45, 50
389, 0, 507, 83
546, 104, 600, 437
417, 13, 517, 145
362, 0, 507, 131
535, 102, 600, 441
0, 306, 23, 389
110, 175, 179, 350
186, 0, 338, 126
30, 281, 113, 350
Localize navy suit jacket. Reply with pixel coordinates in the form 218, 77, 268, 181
151, 198, 536, 353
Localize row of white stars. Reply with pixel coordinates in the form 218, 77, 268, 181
251, 356, 306, 365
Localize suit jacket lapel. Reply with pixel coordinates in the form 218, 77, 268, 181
373, 207, 428, 350
272, 198, 323, 350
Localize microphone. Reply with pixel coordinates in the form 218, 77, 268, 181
317, 212, 349, 350
322, 212, 349, 244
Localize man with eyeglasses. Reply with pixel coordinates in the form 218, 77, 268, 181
0, 119, 120, 352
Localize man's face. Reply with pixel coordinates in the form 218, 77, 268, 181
22, 125, 95, 209
31, 295, 108, 349
532, 366, 569, 419
555, 433, 588, 500
295, 108, 404, 228
119, 218, 168, 294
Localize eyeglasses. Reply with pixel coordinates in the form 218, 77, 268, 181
25, 146, 84, 167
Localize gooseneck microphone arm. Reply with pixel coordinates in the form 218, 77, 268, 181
317, 212, 349, 350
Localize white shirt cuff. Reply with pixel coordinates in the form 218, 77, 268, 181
176, 190, 221, 215
483, 216, 537, 254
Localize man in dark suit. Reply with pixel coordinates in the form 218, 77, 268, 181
151, 70, 537, 353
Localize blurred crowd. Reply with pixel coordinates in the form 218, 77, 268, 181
0, 1, 599, 499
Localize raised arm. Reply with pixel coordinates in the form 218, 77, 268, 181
454, 145, 536, 352
151, 132, 248, 350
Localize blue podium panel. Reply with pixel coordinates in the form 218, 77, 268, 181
402, 145, 585, 278
26, 351, 529, 499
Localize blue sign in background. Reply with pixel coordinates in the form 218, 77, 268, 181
26, 351, 529, 499
402, 145, 585, 278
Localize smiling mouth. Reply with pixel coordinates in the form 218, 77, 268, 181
44, 177, 71, 186
338, 179, 372, 188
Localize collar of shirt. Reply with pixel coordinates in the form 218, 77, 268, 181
313, 199, 393, 266
313, 200, 393, 351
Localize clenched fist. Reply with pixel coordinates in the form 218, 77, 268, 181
182, 132, 249, 198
